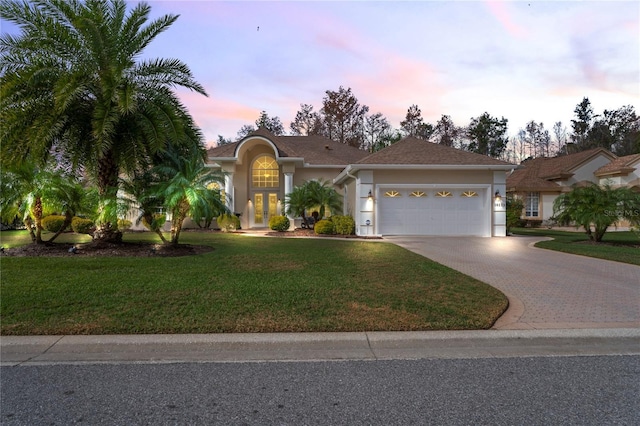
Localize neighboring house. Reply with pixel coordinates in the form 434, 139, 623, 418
594, 154, 640, 191
207, 129, 515, 237
506, 148, 617, 222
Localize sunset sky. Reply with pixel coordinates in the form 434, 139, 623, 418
3, 1, 639, 147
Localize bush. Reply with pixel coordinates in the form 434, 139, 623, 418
71, 217, 94, 234
269, 215, 290, 232
331, 215, 355, 235
314, 219, 334, 235
117, 219, 132, 231
506, 197, 524, 234
41, 215, 66, 232
217, 213, 240, 232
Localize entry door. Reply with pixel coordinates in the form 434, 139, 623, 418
253, 193, 278, 227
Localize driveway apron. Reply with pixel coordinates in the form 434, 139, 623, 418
385, 235, 640, 330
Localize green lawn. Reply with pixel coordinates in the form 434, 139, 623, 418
512, 228, 640, 266
0, 230, 508, 335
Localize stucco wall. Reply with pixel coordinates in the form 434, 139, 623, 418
372, 169, 495, 185
568, 154, 612, 185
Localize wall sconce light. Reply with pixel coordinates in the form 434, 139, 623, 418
367, 190, 373, 200
494, 190, 502, 200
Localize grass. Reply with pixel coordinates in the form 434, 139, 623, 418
512, 228, 640, 266
0, 230, 508, 335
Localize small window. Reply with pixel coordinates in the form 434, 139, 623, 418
384, 190, 401, 197
436, 191, 452, 197
525, 192, 539, 217
410, 191, 426, 197
461, 191, 478, 197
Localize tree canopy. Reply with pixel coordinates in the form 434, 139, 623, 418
1, 0, 208, 241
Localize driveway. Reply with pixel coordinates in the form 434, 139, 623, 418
385, 235, 640, 330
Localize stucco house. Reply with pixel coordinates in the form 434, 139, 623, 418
505, 148, 619, 222
207, 128, 515, 237
594, 154, 640, 190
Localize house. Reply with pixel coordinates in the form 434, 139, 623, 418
506, 148, 617, 222
207, 129, 515, 237
594, 154, 640, 190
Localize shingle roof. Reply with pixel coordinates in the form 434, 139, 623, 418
507, 148, 616, 192
356, 136, 515, 166
207, 129, 369, 166
594, 154, 640, 176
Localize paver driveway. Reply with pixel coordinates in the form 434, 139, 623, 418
385, 235, 640, 330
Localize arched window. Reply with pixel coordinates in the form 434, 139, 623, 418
252, 155, 279, 187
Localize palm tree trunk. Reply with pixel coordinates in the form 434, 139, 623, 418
33, 197, 43, 244
170, 200, 190, 246
94, 152, 123, 243
24, 217, 36, 243
142, 212, 168, 244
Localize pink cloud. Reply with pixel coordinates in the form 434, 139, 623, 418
484, 1, 527, 38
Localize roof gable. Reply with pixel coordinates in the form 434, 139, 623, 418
507, 148, 616, 191
595, 154, 640, 176
207, 129, 369, 166
356, 136, 515, 166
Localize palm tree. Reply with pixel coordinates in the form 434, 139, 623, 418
1, 0, 208, 242
284, 179, 343, 227
0, 163, 73, 244
44, 177, 87, 243
553, 183, 640, 242
306, 179, 343, 220
120, 169, 168, 244
155, 148, 228, 246
285, 185, 312, 228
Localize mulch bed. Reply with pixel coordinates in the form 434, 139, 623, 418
1, 228, 381, 258
1, 241, 214, 258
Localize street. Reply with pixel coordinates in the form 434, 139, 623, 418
2, 355, 638, 425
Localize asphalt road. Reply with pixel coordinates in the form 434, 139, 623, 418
2, 355, 639, 425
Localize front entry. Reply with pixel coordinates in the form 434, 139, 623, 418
252, 192, 278, 227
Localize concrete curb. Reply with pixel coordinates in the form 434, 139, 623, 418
2, 328, 638, 366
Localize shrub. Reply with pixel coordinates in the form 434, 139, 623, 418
217, 213, 240, 232
314, 219, 334, 235
269, 215, 290, 232
71, 217, 94, 234
117, 219, 132, 231
41, 215, 66, 232
506, 197, 524, 234
331, 215, 355, 235
142, 214, 166, 231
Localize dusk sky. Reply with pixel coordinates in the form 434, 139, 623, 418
3, 1, 639, 147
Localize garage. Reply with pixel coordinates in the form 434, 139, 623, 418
377, 187, 489, 236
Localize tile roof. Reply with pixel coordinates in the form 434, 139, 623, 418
356, 136, 515, 166
594, 154, 640, 176
507, 148, 616, 192
207, 128, 369, 165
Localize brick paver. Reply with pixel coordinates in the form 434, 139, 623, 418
385, 235, 640, 329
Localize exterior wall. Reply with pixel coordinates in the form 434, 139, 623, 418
541, 193, 557, 220
372, 169, 494, 184
565, 154, 612, 186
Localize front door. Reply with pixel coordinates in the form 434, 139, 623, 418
253, 192, 278, 227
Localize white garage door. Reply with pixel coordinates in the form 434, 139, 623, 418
378, 188, 488, 236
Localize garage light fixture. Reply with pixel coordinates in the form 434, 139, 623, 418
367, 190, 373, 200
494, 190, 502, 200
